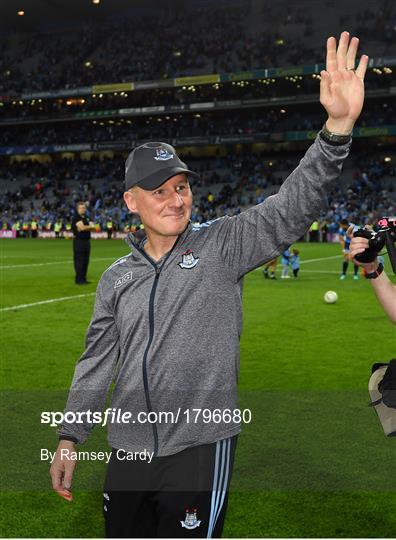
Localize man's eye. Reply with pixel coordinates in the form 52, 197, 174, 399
154, 190, 163, 196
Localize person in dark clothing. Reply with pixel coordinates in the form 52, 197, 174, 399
320, 220, 329, 242
72, 202, 95, 285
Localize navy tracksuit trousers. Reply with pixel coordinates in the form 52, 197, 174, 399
103, 435, 237, 538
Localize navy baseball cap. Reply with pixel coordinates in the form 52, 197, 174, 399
124, 142, 200, 191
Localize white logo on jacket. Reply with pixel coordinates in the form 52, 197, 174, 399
114, 271, 132, 288
178, 249, 199, 269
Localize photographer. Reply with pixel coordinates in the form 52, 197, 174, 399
348, 225, 396, 324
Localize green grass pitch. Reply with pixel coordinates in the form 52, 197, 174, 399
1, 237, 395, 537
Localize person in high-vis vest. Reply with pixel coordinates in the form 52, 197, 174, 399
106, 219, 113, 240
309, 220, 319, 242
54, 221, 62, 239
12, 221, 19, 237
31, 219, 38, 239
22, 221, 29, 239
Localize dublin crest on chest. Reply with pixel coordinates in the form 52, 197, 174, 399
178, 249, 199, 269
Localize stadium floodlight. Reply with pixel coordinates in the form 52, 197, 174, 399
92, 0, 100, 4
17, 10, 25, 16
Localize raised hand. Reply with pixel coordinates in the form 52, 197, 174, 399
320, 31, 369, 134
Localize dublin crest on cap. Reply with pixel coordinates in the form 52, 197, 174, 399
124, 142, 200, 191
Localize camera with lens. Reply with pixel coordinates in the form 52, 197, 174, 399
369, 359, 396, 437
353, 216, 396, 274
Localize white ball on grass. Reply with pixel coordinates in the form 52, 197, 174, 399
324, 290, 338, 304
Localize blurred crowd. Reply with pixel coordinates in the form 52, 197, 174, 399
1, 0, 395, 237
324, 156, 396, 228
1, 2, 395, 94
1, 101, 394, 147
1, 70, 394, 123
1, 151, 394, 236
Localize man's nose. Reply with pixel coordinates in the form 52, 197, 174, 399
170, 191, 184, 207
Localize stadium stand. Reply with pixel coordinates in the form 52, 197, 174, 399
1, 101, 395, 147
0, 0, 395, 237
1, 0, 395, 93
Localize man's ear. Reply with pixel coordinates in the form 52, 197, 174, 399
123, 190, 139, 214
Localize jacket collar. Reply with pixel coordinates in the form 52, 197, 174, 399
124, 222, 192, 258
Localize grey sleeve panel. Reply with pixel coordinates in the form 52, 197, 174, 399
58, 279, 120, 444
212, 133, 351, 280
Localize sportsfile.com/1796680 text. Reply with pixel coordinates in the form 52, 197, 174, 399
41, 408, 252, 427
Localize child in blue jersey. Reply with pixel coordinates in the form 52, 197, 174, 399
281, 248, 291, 279
291, 248, 300, 278
339, 219, 359, 280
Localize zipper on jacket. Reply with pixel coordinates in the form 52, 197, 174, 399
133, 236, 182, 457
141, 266, 160, 456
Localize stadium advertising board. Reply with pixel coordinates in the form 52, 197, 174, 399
174, 74, 220, 86
92, 83, 134, 94
1, 126, 396, 156
38, 231, 126, 239
7, 55, 394, 103
21, 87, 91, 100
75, 110, 119, 119
0, 230, 16, 238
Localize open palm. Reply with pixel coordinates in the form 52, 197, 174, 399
320, 32, 368, 133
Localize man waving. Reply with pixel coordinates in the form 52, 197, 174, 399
51, 32, 368, 538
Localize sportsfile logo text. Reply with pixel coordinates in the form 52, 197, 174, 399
41, 407, 252, 427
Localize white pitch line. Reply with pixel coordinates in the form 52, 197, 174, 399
2, 253, 342, 270
301, 269, 341, 274
0, 292, 96, 312
254, 254, 341, 272
0, 257, 117, 269
299, 254, 341, 264
1, 254, 344, 312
